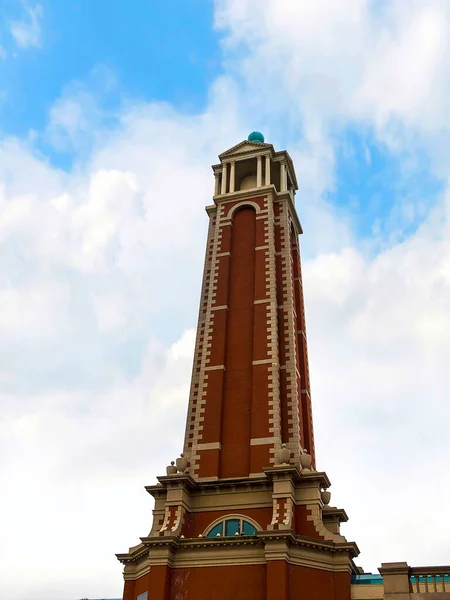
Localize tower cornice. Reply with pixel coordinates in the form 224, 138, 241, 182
118, 531, 360, 569
218, 139, 274, 159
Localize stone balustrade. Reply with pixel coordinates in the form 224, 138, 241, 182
409, 566, 450, 594
351, 563, 450, 599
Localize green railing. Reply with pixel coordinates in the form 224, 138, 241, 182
351, 574, 383, 585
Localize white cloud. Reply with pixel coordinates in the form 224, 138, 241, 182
45, 66, 119, 153
0, 329, 196, 600
9, 3, 43, 49
217, 0, 450, 126
303, 188, 450, 568
9, 2, 43, 50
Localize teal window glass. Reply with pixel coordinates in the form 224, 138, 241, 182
242, 520, 256, 535
206, 517, 259, 538
225, 519, 240, 536
207, 523, 223, 537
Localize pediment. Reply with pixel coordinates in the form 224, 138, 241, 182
219, 140, 273, 159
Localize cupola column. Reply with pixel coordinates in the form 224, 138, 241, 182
221, 163, 228, 195
214, 172, 220, 196
257, 155, 262, 187
265, 155, 271, 185
229, 161, 235, 193
280, 161, 287, 192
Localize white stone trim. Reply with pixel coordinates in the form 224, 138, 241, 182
277, 202, 302, 462
197, 442, 222, 450
250, 437, 276, 446
265, 196, 281, 465
252, 359, 273, 366
227, 200, 262, 219
306, 503, 347, 543
186, 201, 228, 476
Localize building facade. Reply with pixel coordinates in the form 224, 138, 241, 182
116, 134, 450, 600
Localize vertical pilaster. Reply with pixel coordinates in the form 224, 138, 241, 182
122, 580, 135, 600
266, 561, 288, 600
266, 539, 289, 600
147, 565, 170, 600
276, 199, 302, 463
292, 230, 315, 466
265, 195, 281, 465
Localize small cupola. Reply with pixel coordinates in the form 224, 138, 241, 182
212, 133, 298, 199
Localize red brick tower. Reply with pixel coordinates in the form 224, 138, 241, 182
117, 133, 359, 600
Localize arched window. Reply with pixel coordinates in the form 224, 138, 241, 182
205, 517, 258, 538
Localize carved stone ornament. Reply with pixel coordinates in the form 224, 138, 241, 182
299, 449, 312, 471
166, 461, 177, 476
176, 453, 189, 474
279, 443, 291, 465
321, 489, 331, 506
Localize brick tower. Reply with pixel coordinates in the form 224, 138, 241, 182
117, 133, 359, 600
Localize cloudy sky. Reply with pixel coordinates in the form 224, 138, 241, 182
1, 0, 450, 598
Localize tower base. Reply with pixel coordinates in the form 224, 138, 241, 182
117, 466, 359, 600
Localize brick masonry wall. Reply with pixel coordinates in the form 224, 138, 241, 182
183, 191, 315, 478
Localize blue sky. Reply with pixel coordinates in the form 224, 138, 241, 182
2, 2, 450, 600
329, 128, 443, 246
1, 0, 220, 134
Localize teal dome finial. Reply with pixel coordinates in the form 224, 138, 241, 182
248, 131, 265, 143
